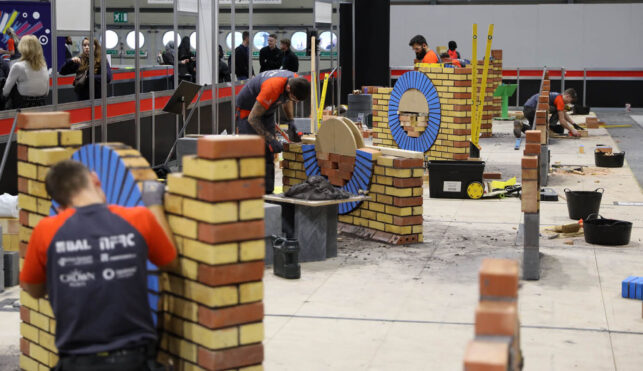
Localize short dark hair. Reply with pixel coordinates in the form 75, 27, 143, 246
45, 160, 91, 207
564, 88, 577, 102
409, 35, 427, 47
281, 39, 291, 48
288, 78, 310, 101
448, 41, 457, 50
269, 33, 277, 39
242, 31, 250, 41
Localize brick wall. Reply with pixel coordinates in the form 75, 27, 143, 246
479, 50, 503, 137
282, 143, 424, 245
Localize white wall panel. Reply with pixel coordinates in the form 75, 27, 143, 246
390, 4, 643, 69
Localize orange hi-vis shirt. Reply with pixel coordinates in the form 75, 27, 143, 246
421, 49, 440, 64
236, 69, 298, 119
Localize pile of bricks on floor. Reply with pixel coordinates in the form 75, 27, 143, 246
282, 143, 424, 245
464, 258, 523, 370
316, 152, 355, 187
161, 135, 266, 370
398, 112, 428, 138
16, 112, 81, 370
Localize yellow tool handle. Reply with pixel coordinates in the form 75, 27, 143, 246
317, 73, 330, 127
473, 24, 494, 145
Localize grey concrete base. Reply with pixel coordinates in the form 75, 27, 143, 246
176, 136, 199, 171
523, 212, 540, 280
264, 203, 283, 265
540, 145, 549, 186
280, 203, 338, 263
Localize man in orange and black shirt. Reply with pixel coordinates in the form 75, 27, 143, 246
20, 160, 176, 370
519, 88, 579, 137
236, 69, 310, 193
409, 35, 440, 65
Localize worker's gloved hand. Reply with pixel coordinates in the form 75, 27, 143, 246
268, 138, 283, 154
286, 120, 302, 143
141, 180, 165, 207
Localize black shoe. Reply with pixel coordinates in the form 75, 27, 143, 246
513, 120, 523, 138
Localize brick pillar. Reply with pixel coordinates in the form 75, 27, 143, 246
17, 112, 81, 370
371, 87, 394, 147
160, 135, 266, 370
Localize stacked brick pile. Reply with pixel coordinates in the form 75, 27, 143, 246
161, 135, 266, 370
464, 258, 523, 370
398, 113, 428, 138
478, 50, 503, 137
281, 143, 424, 245
317, 152, 355, 187
16, 112, 80, 370
534, 72, 551, 145
370, 87, 395, 147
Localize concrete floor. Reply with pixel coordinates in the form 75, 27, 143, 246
1, 112, 642, 370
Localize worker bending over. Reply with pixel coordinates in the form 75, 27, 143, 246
517, 88, 579, 137
236, 70, 310, 194
409, 35, 440, 65
20, 160, 177, 370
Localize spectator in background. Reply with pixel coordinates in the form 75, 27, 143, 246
230, 31, 253, 80
0, 28, 21, 62
447, 41, 461, 60
280, 39, 298, 73
178, 36, 196, 82
158, 40, 176, 66
65, 36, 74, 61
2, 35, 49, 109
259, 33, 282, 72
0, 59, 9, 79
60, 38, 112, 101
218, 45, 231, 83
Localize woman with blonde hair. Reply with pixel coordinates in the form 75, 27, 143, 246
60, 37, 112, 100
1, 35, 49, 109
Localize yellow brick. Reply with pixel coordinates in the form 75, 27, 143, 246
184, 156, 238, 181
283, 152, 297, 161
239, 199, 264, 221
39, 330, 57, 352
385, 168, 412, 178
29, 310, 49, 331
413, 169, 424, 177
28, 212, 44, 228
338, 215, 353, 223
353, 217, 368, 227
240, 239, 265, 261
170, 276, 238, 307
374, 166, 385, 175
377, 194, 393, 204
413, 206, 423, 215
288, 144, 303, 153
17, 130, 59, 147
167, 173, 197, 198
239, 281, 263, 303
164, 193, 183, 215
370, 184, 385, 194
240, 158, 265, 178
183, 199, 237, 224
21, 322, 39, 342
377, 213, 393, 224
166, 295, 199, 322
413, 188, 423, 196
283, 169, 296, 178
19, 225, 33, 243
361, 210, 376, 220
369, 220, 385, 231
49, 319, 56, 332
240, 322, 264, 345
385, 205, 413, 216
171, 257, 198, 280
36, 198, 51, 215
183, 322, 238, 350
385, 187, 413, 197
385, 224, 412, 235
168, 215, 197, 239
36, 165, 49, 182
183, 238, 238, 265
20, 291, 39, 310
413, 225, 423, 234
59, 130, 83, 146
375, 176, 393, 186
166, 333, 198, 363
240, 366, 264, 371
18, 193, 38, 212
28, 147, 74, 165
376, 155, 395, 167
20, 354, 39, 371
369, 202, 385, 212
27, 180, 48, 199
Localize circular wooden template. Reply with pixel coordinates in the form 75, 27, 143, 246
315, 117, 358, 157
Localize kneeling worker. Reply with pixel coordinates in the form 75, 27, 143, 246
409, 35, 440, 65
236, 70, 310, 194
20, 160, 177, 370
517, 88, 579, 137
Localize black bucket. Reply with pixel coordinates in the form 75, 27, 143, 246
565, 188, 604, 220
595, 151, 625, 168
584, 214, 632, 246
272, 236, 301, 279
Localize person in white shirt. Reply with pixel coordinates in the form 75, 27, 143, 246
2, 35, 49, 109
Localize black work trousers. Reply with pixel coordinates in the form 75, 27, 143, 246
237, 114, 276, 194
54, 345, 165, 371
522, 105, 564, 134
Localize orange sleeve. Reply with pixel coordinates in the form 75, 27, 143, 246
256, 77, 288, 110
554, 95, 565, 111
8, 39, 14, 52
111, 206, 176, 267
422, 51, 439, 64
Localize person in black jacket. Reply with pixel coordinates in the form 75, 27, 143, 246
177, 36, 196, 82
280, 39, 299, 73
59, 38, 112, 101
229, 31, 253, 80
259, 33, 282, 73
218, 45, 231, 83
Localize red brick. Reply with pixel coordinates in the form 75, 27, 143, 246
198, 220, 265, 244
463, 340, 509, 371
393, 158, 423, 168
454, 141, 470, 148
390, 234, 419, 245
392, 196, 423, 207
18, 178, 28, 194
321, 167, 337, 177
19, 242, 29, 258
338, 155, 355, 165
454, 93, 471, 99
538, 95, 548, 104
338, 162, 354, 172
537, 103, 548, 110
453, 129, 471, 135
338, 170, 353, 181
455, 67, 472, 74
197, 135, 264, 159
521, 156, 538, 169
524, 144, 541, 155
198, 261, 264, 287
20, 338, 30, 356
453, 117, 470, 124
454, 80, 472, 87
17, 112, 70, 130
393, 215, 423, 226
17, 145, 28, 161
198, 302, 264, 329
392, 177, 423, 187
535, 110, 547, 118
475, 301, 518, 336
316, 152, 330, 161
198, 343, 263, 370
479, 258, 519, 299
20, 306, 30, 323
454, 153, 469, 160
19, 209, 29, 226
482, 172, 502, 180
329, 153, 341, 162
197, 178, 264, 202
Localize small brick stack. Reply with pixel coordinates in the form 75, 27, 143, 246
317, 152, 355, 187
161, 135, 266, 371
478, 50, 503, 138
370, 87, 395, 147
534, 72, 551, 145
398, 113, 428, 138
464, 258, 522, 371
281, 143, 306, 193
17, 112, 81, 371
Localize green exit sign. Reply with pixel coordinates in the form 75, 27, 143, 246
114, 11, 128, 23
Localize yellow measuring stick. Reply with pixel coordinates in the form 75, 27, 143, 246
472, 24, 494, 148
317, 73, 331, 128
471, 24, 478, 146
